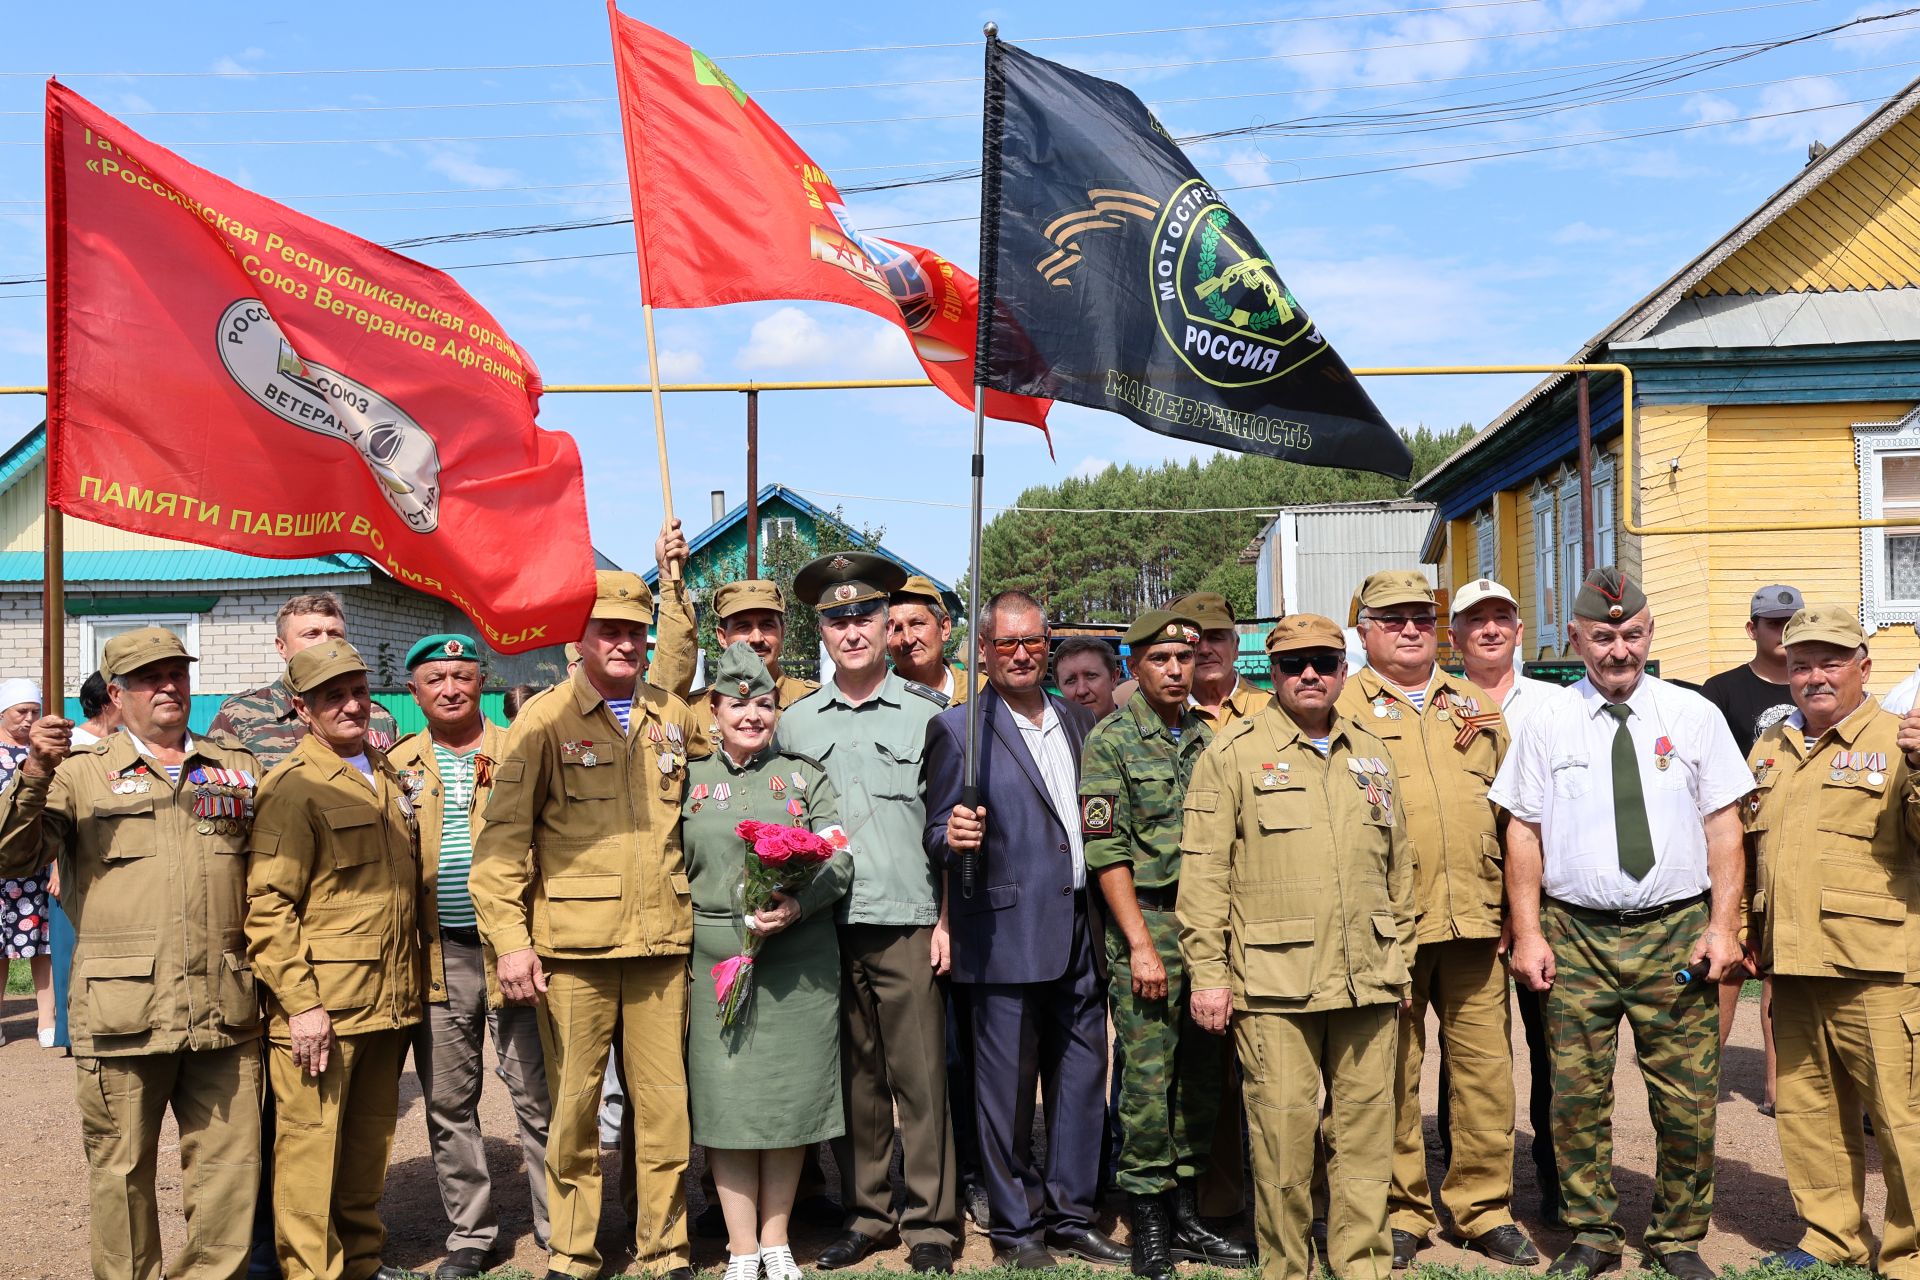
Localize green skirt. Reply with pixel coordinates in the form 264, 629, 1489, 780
688, 912, 845, 1149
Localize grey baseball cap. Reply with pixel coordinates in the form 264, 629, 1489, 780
1749, 584, 1804, 619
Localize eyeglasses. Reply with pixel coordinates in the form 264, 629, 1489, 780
1368, 613, 1437, 632
1273, 652, 1344, 676
989, 635, 1049, 656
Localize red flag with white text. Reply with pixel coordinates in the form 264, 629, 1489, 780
45, 81, 594, 653
608, 6, 1050, 436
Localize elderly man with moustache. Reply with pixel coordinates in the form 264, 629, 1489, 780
889, 575, 976, 705
1496, 568, 1751, 1280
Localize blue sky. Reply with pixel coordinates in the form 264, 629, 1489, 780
0, 0, 1911, 586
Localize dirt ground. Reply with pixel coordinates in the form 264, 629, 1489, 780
0, 986, 1845, 1278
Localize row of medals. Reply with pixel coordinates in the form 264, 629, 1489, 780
1832, 750, 1887, 786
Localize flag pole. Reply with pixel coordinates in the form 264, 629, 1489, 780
43, 480, 63, 717
608, 0, 679, 574
959, 20, 1004, 901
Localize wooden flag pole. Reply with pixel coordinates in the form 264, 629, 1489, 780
639, 300, 677, 534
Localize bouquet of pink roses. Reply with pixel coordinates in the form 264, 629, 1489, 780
712, 818, 846, 1025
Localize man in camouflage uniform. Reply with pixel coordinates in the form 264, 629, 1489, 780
1081, 608, 1252, 1280
209, 593, 399, 772
1495, 569, 1750, 1280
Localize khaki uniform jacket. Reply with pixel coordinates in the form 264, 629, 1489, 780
388, 720, 512, 1008
468, 669, 702, 959
245, 734, 425, 1038
1745, 696, 1920, 981
1336, 668, 1507, 944
0, 731, 264, 1057
1177, 704, 1416, 1013
1193, 677, 1272, 731
645, 577, 700, 700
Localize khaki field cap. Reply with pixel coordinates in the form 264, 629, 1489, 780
287, 641, 370, 695
713, 579, 786, 619
592, 570, 654, 625
892, 574, 946, 609
1124, 610, 1200, 649
1170, 591, 1235, 631
1266, 614, 1346, 656
1450, 577, 1518, 616
1354, 570, 1435, 620
101, 626, 197, 679
1782, 606, 1866, 652
1570, 566, 1647, 622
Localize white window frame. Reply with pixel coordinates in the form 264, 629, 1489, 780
1472, 508, 1496, 580
1557, 474, 1584, 637
80, 614, 202, 677
1591, 454, 1618, 570
1531, 485, 1559, 651
760, 516, 799, 549
1856, 406, 1920, 627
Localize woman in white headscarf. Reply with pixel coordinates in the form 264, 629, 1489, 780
0, 677, 54, 1046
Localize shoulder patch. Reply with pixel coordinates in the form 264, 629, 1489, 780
1080, 794, 1116, 836
904, 681, 951, 708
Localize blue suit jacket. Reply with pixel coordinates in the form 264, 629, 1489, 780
923, 687, 1098, 986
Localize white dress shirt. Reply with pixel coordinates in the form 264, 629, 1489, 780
1489, 674, 1751, 911
1499, 675, 1565, 741
1012, 699, 1086, 889
1884, 667, 1920, 716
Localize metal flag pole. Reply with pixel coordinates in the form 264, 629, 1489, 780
959, 20, 1003, 901
608, 0, 679, 568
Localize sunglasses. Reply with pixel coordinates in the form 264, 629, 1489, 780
989, 635, 1049, 656
1369, 613, 1438, 632
1272, 652, 1344, 677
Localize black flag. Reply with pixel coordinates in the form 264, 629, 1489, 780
977, 40, 1412, 480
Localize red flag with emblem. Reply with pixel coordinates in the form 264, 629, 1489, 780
45, 81, 593, 653
607, 6, 1050, 437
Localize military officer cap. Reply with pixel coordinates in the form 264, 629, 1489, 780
1570, 566, 1647, 623
287, 641, 370, 695
1267, 614, 1347, 656
1782, 606, 1866, 651
1124, 609, 1201, 650
1350, 570, 1435, 625
713, 579, 787, 620
1170, 590, 1235, 632
405, 632, 480, 669
794, 551, 908, 619
710, 640, 778, 700
100, 626, 197, 679
1750, 583, 1805, 620
592, 570, 654, 625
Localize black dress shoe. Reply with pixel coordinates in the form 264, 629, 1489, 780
1047, 1226, 1130, 1266
1468, 1225, 1541, 1266
817, 1229, 888, 1270
434, 1250, 493, 1280
994, 1242, 1058, 1270
1392, 1229, 1425, 1269
1652, 1250, 1714, 1280
1547, 1244, 1623, 1277
909, 1243, 955, 1274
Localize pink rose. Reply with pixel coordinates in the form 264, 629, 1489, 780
753, 831, 797, 865
781, 826, 831, 862
735, 819, 769, 843
712, 954, 752, 1007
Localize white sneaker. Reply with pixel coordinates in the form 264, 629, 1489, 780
37, 1027, 55, 1048
724, 1252, 762, 1280
761, 1244, 803, 1280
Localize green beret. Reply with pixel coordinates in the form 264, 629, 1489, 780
1571, 567, 1648, 623
709, 641, 776, 700
1124, 610, 1200, 649
406, 633, 480, 669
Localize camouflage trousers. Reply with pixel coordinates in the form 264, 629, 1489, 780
1543, 897, 1719, 1255
1106, 910, 1225, 1195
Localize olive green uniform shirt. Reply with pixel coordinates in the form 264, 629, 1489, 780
0, 730, 264, 1057
1746, 696, 1920, 981
245, 733, 424, 1038
1080, 692, 1212, 889
1336, 667, 1507, 944
1177, 704, 1416, 1013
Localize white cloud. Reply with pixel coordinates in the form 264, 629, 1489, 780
423, 146, 520, 190
734, 306, 918, 379
656, 348, 704, 379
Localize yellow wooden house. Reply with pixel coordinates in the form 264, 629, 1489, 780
1414, 74, 1920, 689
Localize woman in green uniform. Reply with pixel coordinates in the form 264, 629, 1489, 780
685, 643, 852, 1280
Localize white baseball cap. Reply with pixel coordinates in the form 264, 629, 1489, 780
1450, 578, 1518, 616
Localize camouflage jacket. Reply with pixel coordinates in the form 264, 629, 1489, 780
208, 679, 399, 775
1080, 691, 1213, 890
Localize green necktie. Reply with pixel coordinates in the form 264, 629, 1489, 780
1605, 702, 1656, 881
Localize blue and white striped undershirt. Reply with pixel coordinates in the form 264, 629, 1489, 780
432, 742, 479, 929
606, 698, 632, 732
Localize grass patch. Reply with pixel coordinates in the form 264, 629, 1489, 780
467, 1260, 1883, 1279
5, 959, 29, 996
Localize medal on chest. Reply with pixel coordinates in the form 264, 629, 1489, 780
1258, 761, 1289, 789
109, 764, 153, 796
689, 782, 709, 814
1653, 736, 1675, 772
1868, 752, 1887, 786
714, 782, 732, 811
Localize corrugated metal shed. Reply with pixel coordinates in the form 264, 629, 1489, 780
1614, 287, 1920, 351
0, 549, 368, 586
1268, 500, 1437, 621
